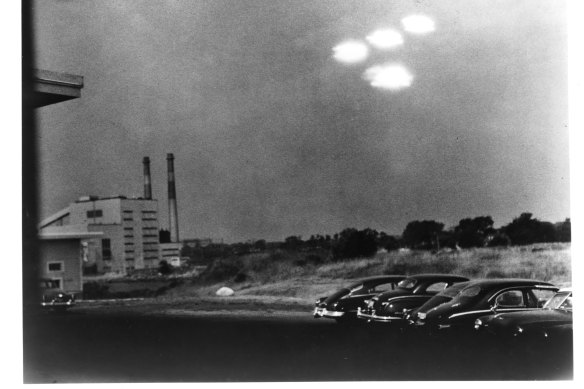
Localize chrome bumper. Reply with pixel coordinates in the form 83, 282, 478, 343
356, 307, 403, 322
41, 300, 74, 307
313, 307, 345, 318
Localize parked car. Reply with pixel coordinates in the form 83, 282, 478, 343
474, 288, 572, 343
40, 278, 76, 311
356, 274, 469, 324
409, 279, 558, 333
313, 275, 406, 323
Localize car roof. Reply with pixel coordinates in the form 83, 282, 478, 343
360, 275, 407, 283
463, 278, 556, 289
404, 274, 469, 282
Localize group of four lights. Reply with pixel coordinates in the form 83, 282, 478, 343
332, 15, 435, 91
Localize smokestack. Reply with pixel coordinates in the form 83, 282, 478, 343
167, 153, 179, 242
143, 157, 152, 200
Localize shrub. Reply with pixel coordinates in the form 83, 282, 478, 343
203, 259, 244, 282
234, 272, 248, 283
82, 281, 110, 299
158, 260, 172, 275
487, 233, 511, 247
333, 228, 378, 259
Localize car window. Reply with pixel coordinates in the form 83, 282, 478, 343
460, 285, 481, 298
397, 278, 417, 290
373, 282, 397, 293
529, 289, 557, 308
560, 296, 572, 310
425, 282, 448, 294
495, 290, 525, 307
349, 284, 365, 294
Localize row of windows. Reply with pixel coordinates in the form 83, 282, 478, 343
87, 210, 103, 218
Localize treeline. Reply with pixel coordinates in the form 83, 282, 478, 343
180, 213, 570, 262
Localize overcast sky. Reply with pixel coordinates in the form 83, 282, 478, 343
33, 0, 569, 242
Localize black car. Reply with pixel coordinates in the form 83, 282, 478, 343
40, 278, 76, 311
474, 288, 572, 342
356, 274, 469, 324
409, 278, 558, 333
313, 275, 406, 322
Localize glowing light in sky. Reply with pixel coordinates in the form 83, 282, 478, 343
363, 63, 413, 91
402, 15, 435, 34
366, 29, 404, 50
332, 40, 369, 63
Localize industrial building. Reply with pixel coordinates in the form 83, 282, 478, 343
39, 153, 182, 275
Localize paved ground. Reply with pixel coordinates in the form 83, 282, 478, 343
23, 301, 573, 383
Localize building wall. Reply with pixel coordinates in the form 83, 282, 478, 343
44, 197, 162, 274
39, 239, 83, 294
88, 224, 125, 273
69, 198, 123, 225
120, 199, 161, 271
160, 242, 182, 262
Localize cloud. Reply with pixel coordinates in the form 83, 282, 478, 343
402, 15, 436, 34
332, 40, 369, 64
363, 63, 413, 90
366, 28, 404, 50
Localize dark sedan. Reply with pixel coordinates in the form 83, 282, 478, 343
313, 275, 406, 323
409, 279, 558, 333
39, 278, 76, 311
474, 288, 572, 342
356, 274, 469, 324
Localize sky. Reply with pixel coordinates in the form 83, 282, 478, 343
32, 0, 569, 243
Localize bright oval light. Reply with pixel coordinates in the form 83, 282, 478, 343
366, 29, 404, 50
363, 63, 413, 91
332, 40, 369, 64
402, 15, 435, 34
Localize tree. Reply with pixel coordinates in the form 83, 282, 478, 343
501, 213, 557, 245
254, 239, 267, 251
283, 235, 303, 250
158, 260, 172, 275
555, 218, 571, 242
402, 220, 444, 249
453, 216, 495, 248
332, 228, 379, 259
377, 232, 401, 251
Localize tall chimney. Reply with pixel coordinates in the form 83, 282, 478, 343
167, 153, 179, 242
143, 157, 152, 200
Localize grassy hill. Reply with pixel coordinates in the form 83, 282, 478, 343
162, 242, 571, 302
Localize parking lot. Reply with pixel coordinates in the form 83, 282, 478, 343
23, 306, 573, 382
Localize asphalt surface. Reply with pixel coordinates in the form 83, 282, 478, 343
23, 306, 573, 383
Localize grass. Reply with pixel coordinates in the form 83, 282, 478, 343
89, 243, 570, 302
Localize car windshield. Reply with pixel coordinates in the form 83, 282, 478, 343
543, 292, 572, 310
437, 282, 470, 298
397, 278, 417, 290
418, 282, 470, 312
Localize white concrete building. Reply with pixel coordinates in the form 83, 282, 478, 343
40, 196, 161, 274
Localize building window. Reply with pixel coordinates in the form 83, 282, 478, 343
47, 262, 63, 272
123, 210, 134, 221
87, 209, 103, 218
102, 239, 112, 260
143, 234, 158, 238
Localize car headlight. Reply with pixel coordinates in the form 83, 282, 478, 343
474, 319, 482, 330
